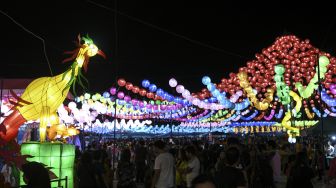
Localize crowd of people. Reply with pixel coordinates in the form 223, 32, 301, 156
72, 135, 336, 188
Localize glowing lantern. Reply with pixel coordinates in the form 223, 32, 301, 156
21, 142, 75, 188
0, 35, 105, 142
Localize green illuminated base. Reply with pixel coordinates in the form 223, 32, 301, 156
20, 142, 75, 188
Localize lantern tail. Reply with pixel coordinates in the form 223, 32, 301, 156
0, 110, 27, 143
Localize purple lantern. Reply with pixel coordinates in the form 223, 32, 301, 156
110, 87, 117, 95
160, 105, 167, 110
124, 95, 131, 102
131, 99, 138, 106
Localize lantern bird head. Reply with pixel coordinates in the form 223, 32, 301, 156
82, 35, 106, 59
62, 34, 107, 73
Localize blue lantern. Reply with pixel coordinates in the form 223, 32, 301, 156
103, 92, 110, 98
149, 84, 157, 92
202, 76, 211, 85
212, 90, 220, 97
207, 84, 216, 92
156, 88, 164, 96
142, 80, 150, 88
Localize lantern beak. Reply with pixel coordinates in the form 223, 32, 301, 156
97, 50, 106, 59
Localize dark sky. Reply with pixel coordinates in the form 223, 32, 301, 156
1, 1, 336, 95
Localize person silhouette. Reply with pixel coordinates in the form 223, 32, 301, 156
21, 161, 51, 188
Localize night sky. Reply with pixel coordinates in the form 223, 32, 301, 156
1, 1, 336, 95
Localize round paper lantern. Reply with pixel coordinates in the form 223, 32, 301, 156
124, 95, 131, 102
142, 80, 150, 88
207, 84, 216, 92
176, 85, 185, 93
117, 91, 125, 99
147, 92, 154, 99
103, 92, 110, 98
330, 84, 336, 95
132, 86, 140, 93
117, 78, 126, 87
139, 89, 147, 96
156, 88, 164, 96
202, 76, 211, 85
125, 82, 133, 90
192, 98, 200, 105
169, 78, 178, 87
84, 93, 91, 99
68, 102, 77, 110
149, 84, 157, 92
109, 87, 117, 95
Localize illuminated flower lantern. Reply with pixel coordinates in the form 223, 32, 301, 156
0, 35, 105, 188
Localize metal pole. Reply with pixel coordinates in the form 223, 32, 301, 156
317, 54, 326, 176
209, 112, 212, 142
113, 99, 117, 170
0, 79, 3, 117
112, 0, 118, 174
317, 55, 324, 143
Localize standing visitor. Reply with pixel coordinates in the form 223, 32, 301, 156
214, 147, 246, 188
116, 148, 136, 188
185, 146, 200, 188
176, 148, 188, 188
151, 140, 175, 188
286, 151, 315, 188
134, 140, 147, 184
21, 161, 51, 188
326, 141, 335, 158
267, 140, 281, 183
76, 151, 97, 188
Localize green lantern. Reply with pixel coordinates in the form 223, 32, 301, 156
274, 64, 291, 105
20, 142, 75, 188
295, 55, 330, 99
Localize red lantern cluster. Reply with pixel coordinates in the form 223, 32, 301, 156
194, 35, 336, 100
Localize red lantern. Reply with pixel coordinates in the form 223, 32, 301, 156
125, 82, 133, 90
147, 92, 154, 99
132, 86, 140, 93
117, 78, 126, 87
139, 89, 147, 96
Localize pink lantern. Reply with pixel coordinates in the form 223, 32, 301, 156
176, 85, 185, 93
330, 84, 336, 95
117, 91, 125, 99
192, 98, 200, 105
182, 90, 190, 97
